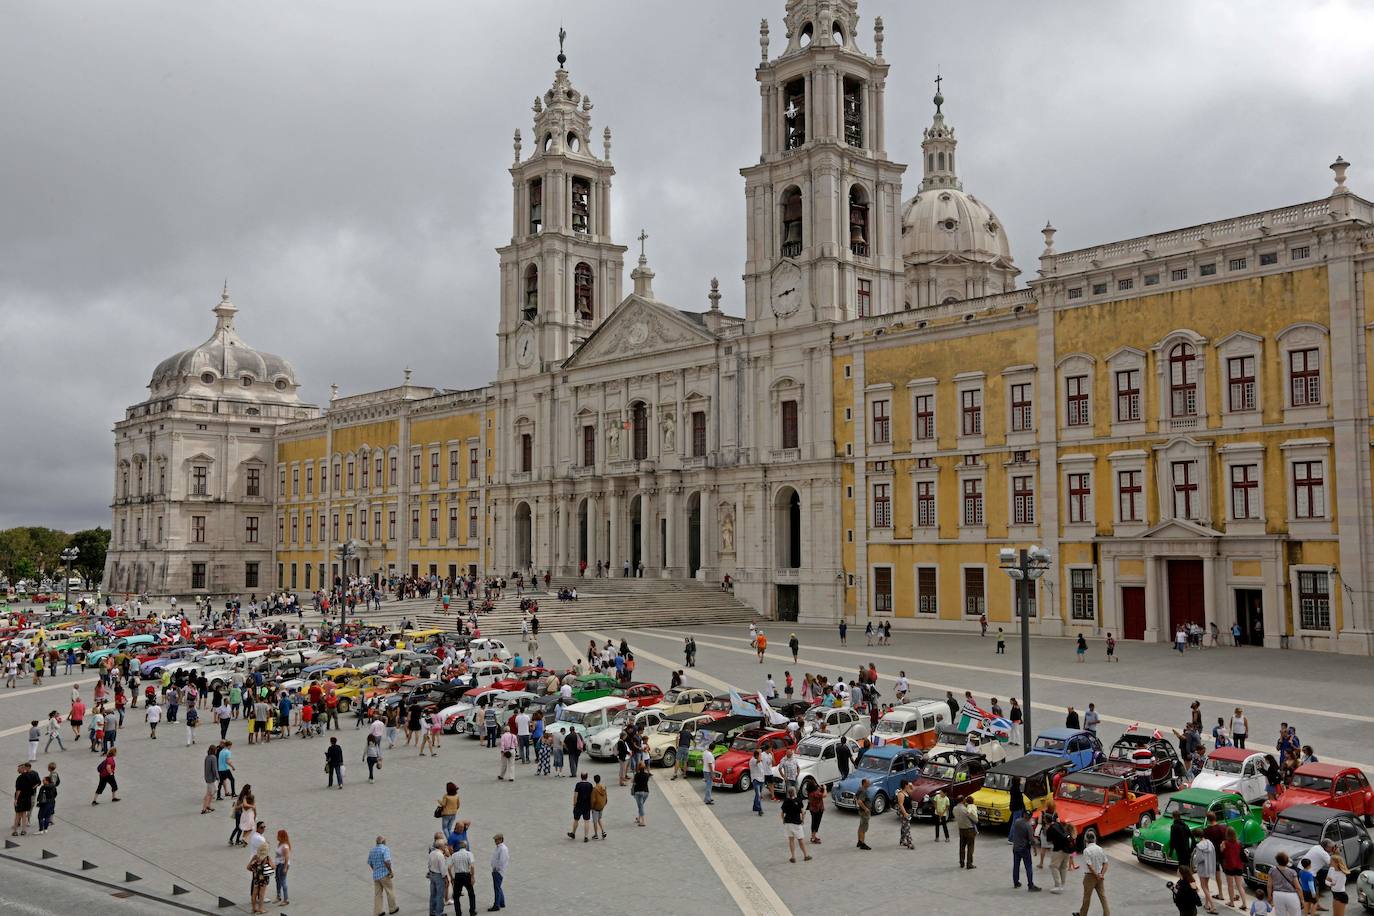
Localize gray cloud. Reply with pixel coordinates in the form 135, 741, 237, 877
3, 0, 1372, 530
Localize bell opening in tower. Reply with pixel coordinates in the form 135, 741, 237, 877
843, 77, 864, 148
570, 177, 590, 234
784, 78, 806, 150
574, 262, 594, 322
528, 178, 542, 235
523, 264, 538, 322
849, 185, 869, 257
780, 186, 803, 259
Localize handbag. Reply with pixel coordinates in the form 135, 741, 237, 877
434, 804, 444, 818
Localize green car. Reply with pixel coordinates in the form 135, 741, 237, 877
684, 715, 762, 776
570, 674, 622, 704
1132, 788, 1267, 866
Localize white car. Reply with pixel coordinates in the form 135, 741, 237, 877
588, 707, 667, 759
1190, 748, 1274, 802
458, 661, 511, 688
803, 706, 871, 742
793, 734, 861, 794
467, 638, 512, 662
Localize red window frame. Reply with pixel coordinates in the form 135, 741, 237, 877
873, 483, 891, 528
961, 389, 982, 436
1289, 348, 1321, 407
914, 394, 934, 441
871, 399, 890, 444
1169, 343, 1198, 417
1171, 460, 1198, 519
1010, 382, 1033, 432
1115, 368, 1140, 422
1227, 355, 1256, 412
1066, 375, 1090, 427
1067, 472, 1092, 524
916, 481, 935, 527
1229, 463, 1258, 519
1293, 460, 1324, 519
1117, 469, 1142, 522
962, 478, 984, 526
1012, 474, 1035, 525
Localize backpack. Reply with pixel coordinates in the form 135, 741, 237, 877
591, 783, 607, 811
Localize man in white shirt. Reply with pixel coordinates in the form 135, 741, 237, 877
765, 676, 777, 700
894, 672, 909, 703
559, 682, 573, 701
1076, 837, 1110, 916
701, 748, 716, 805
1305, 839, 1334, 905
427, 833, 449, 916
489, 834, 509, 912
447, 839, 476, 916
514, 711, 532, 763
247, 821, 267, 857
748, 752, 767, 815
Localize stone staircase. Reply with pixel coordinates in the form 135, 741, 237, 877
408, 577, 761, 638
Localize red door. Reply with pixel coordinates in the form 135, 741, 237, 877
1122, 586, 1146, 640
1167, 560, 1205, 635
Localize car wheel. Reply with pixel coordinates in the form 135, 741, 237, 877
661, 748, 676, 769
871, 792, 888, 815
738, 772, 752, 793
1365, 812, 1374, 829
1136, 811, 1154, 831
338, 698, 351, 713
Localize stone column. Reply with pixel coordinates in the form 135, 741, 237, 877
608, 490, 620, 575
1143, 555, 1160, 644
640, 488, 653, 575
664, 487, 679, 577
1202, 554, 1218, 634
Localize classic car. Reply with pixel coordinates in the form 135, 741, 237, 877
620, 682, 665, 708
1191, 747, 1275, 803
466, 637, 512, 662
1357, 865, 1374, 911
1132, 789, 1266, 866
684, 715, 764, 775
1245, 804, 1372, 888
651, 687, 714, 717
968, 753, 1074, 825
455, 661, 512, 689
1052, 770, 1158, 845
569, 673, 622, 704
646, 712, 719, 768
1261, 763, 1374, 825
448, 685, 505, 734
712, 727, 795, 790
1100, 732, 1187, 792
547, 695, 631, 742
139, 646, 202, 678
1029, 728, 1104, 772
873, 701, 948, 750
833, 744, 927, 815
931, 724, 1008, 766
803, 705, 870, 742
908, 750, 992, 817
794, 733, 861, 795
587, 706, 667, 760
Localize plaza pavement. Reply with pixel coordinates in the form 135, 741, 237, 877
1, 622, 1370, 915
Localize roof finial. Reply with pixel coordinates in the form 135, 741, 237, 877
708, 277, 721, 311
637, 228, 649, 260
759, 19, 770, 62
557, 26, 567, 68
222, 277, 229, 300
1331, 155, 1351, 194
933, 73, 944, 113
873, 17, 885, 59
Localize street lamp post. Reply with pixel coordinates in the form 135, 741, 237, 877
999, 545, 1052, 751
336, 540, 356, 631
60, 546, 79, 615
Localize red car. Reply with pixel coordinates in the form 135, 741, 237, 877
621, 682, 664, 708
1262, 763, 1374, 825
1054, 771, 1159, 845
711, 727, 795, 791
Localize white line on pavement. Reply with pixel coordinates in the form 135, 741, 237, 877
580, 630, 793, 916
0, 676, 99, 702
619, 628, 1374, 774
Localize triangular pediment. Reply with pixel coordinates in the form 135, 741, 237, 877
563, 294, 716, 369
1140, 518, 1223, 539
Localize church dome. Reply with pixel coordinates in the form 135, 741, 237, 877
149, 287, 302, 402
901, 187, 1013, 264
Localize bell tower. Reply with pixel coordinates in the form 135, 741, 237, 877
497, 31, 627, 379
741, 0, 906, 327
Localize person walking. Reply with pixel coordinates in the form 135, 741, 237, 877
954, 793, 977, 867
365, 735, 383, 781
1076, 633, 1088, 662
217, 740, 236, 799
701, 745, 715, 805
1190, 827, 1219, 914
788, 633, 800, 663
145, 700, 162, 739
781, 787, 811, 863
568, 772, 593, 841
632, 763, 654, 829
44, 711, 65, 753
91, 748, 118, 804
561, 729, 581, 778
498, 729, 518, 781
201, 744, 218, 814
1011, 810, 1042, 891
838, 620, 847, 645
856, 779, 873, 850
1265, 850, 1301, 916
447, 839, 476, 916
427, 833, 450, 916
438, 782, 461, 835
806, 781, 825, 845
489, 834, 509, 912
932, 788, 950, 842
1075, 834, 1111, 916
1048, 819, 1076, 894
368, 835, 398, 916
325, 736, 344, 789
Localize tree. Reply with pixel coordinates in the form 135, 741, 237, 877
68, 528, 110, 586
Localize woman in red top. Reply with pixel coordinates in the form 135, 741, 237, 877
92, 748, 119, 804
1219, 826, 1246, 908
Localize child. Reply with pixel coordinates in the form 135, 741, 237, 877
1106, 632, 1118, 662
1247, 886, 1273, 915
1298, 857, 1316, 915
996, 628, 1006, 654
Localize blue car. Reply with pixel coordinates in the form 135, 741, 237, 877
1029, 727, 1104, 772
832, 744, 926, 816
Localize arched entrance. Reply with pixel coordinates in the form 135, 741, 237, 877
687, 491, 702, 578
629, 495, 643, 573
775, 486, 802, 569
577, 498, 589, 567
514, 502, 533, 570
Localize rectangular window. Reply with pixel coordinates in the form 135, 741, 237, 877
361, 458, 369, 490
332, 513, 339, 541
872, 483, 891, 528
1229, 257, 1248, 271
1144, 273, 1160, 286
1010, 382, 1033, 432
963, 567, 985, 616
245, 516, 260, 544
1067, 287, 1083, 300
290, 563, 297, 590
411, 509, 420, 540
429, 508, 439, 540
373, 511, 381, 541
291, 467, 299, 496
1200, 262, 1216, 276
781, 399, 799, 450
528, 177, 542, 234
1289, 348, 1321, 406
1171, 460, 1198, 519
375, 456, 383, 490
914, 394, 934, 441
389, 455, 398, 486
1118, 278, 1133, 291
873, 567, 893, 614
1293, 460, 1325, 519
119, 518, 126, 544
333, 461, 340, 493
1169, 346, 1198, 417
692, 411, 707, 458
318, 514, 326, 543
856, 279, 871, 317
1297, 570, 1331, 630
449, 449, 459, 481
469, 448, 479, 480
1066, 375, 1090, 427
1092, 282, 1107, 295
345, 513, 353, 540
448, 507, 459, 539
305, 465, 313, 495
1259, 252, 1278, 266
1171, 267, 1189, 281
468, 506, 478, 539
156, 515, 163, 542
1012, 474, 1035, 525
1068, 472, 1092, 524
916, 481, 936, 527
411, 452, 421, 485
1117, 469, 1142, 522
960, 389, 982, 436
1291, 246, 1310, 260
962, 478, 984, 526
430, 450, 439, 483
917, 567, 938, 614
520, 433, 533, 473
278, 467, 286, 496
346, 460, 355, 491
1070, 568, 1096, 620
583, 426, 596, 466
871, 399, 890, 444
304, 512, 313, 544
191, 563, 206, 590
246, 467, 261, 497
244, 562, 259, 590
192, 465, 208, 496
1228, 355, 1256, 411
388, 511, 396, 540
191, 515, 206, 543
136, 517, 143, 543
1230, 463, 1259, 519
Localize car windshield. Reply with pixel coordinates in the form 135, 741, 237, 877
731, 736, 760, 752
561, 711, 588, 725
1163, 798, 1209, 821
856, 756, 893, 774
797, 738, 828, 759
661, 689, 685, 703
1034, 737, 1067, 752
657, 720, 685, 734
1205, 757, 1244, 775
1058, 783, 1108, 806
1109, 743, 1146, 761
1270, 817, 1323, 842
982, 772, 1017, 791
1290, 774, 1334, 792
921, 763, 956, 781
875, 719, 907, 735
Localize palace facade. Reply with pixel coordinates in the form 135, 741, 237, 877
106, 0, 1374, 654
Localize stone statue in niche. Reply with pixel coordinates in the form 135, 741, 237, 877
661, 412, 675, 452
607, 423, 621, 460
719, 506, 735, 553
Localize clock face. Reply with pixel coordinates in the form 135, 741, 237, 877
771, 262, 802, 318
514, 327, 536, 368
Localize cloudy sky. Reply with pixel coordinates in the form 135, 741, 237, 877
3, 0, 1373, 531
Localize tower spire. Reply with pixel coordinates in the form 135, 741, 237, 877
920, 79, 959, 192
557, 26, 567, 68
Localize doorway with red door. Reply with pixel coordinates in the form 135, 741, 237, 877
1166, 559, 1205, 636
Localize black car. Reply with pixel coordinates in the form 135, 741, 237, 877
1098, 732, 1186, 792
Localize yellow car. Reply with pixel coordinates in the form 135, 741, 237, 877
649, 687, 714, 717
968, 754, 1072, 826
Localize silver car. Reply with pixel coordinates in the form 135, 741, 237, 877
1245, 804, 1372, 888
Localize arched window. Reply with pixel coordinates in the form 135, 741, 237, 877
570, 177, 590, 233
528, 178, 542, 235
523, 264, 538, 321
848, 185, 869, 256
842, 77, 863, 147
780, 186, 803, 258
937, 151, 945, 170
574, 262, 594, 321
927, 153, 934, 172
1169, 343, 1198, 417
631, 402, 649, 461
784, 78, 806, 149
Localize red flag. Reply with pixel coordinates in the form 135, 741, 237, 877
1126, 722, 1139, 732
1152, 728, 1164, 739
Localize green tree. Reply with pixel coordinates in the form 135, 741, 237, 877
68, 528, 110, 586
